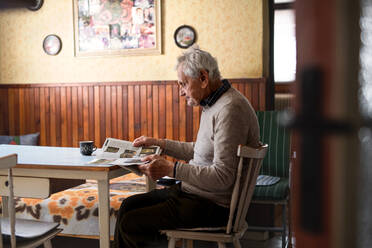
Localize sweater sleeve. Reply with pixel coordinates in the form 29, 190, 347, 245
162, 139, 195, 161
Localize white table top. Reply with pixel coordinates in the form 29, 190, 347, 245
0, 145, 116, 170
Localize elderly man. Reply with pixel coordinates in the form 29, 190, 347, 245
113, 46, 260, 248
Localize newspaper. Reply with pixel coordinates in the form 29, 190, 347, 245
88, 137, 161, 175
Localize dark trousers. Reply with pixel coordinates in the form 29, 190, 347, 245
113, 184, 230, 248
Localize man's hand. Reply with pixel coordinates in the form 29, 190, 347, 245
138, 155, 174, 180
132, 136, 165, 149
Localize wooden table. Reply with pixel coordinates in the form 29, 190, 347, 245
0, 144, 155, 248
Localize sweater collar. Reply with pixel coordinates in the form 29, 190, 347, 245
200, 79, 231, 107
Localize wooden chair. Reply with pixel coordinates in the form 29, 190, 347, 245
0, 154, 62, 248
162, 144, 268, 248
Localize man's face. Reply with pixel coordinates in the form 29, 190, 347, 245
177, 66, 204, 106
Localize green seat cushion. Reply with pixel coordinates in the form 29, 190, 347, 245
253, 177, 289, 201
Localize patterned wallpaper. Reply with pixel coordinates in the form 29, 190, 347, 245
0, 0, 262, 84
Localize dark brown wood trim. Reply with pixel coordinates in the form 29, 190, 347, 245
275, 82, 293, 94
274, 2, 294, 10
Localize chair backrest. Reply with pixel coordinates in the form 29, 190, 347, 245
256, 111, 291, 178
226, 144, 268, 234
0, 153, 17, 248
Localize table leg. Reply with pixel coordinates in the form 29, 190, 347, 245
98, 179, 110, 248
1, 196, 9, 217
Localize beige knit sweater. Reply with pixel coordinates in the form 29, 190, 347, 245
163, 87, 260, 207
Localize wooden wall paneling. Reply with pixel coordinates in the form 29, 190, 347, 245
34, 88, 40, 139
146, 85, 153, 137
127, 85, 134, 141
44, 87, 51, 146
259, 79, 266, 110
60, 87, 68, 147
77, 86, 84, 144
245, 81, 253, 105
117, 85, 123, 140
172, 84, 179, 141
122, 85, 128, 141
0, 88, 9, 135
186, 105, 193, 142
83, 86, 90, 141
14, 88, 20, 136
237, 83, 245, 97
9, 88, 19, 135
231, 83, 238, 92
72, 86, 79, 147
178, 90, 186, 142
140, 85, 147, 136
104, 86, 111, 140
0, 78, 266, 147
94, 86, 100, 147
39, 88, 46, 146
54, 87, 62, 146
88, 86, 94, 143
133, 85, 141, 139
55, 87, 62, 146
49, 87, 56, 146
18, 88, 25, 135
28, 88, 35, 134
23, 88, 30, 134
192, 106, 200, 141
66, 87, 73, 147
252, 82, 259, 110
165, 84, 173, 140
158, 85, 166, 139
99, 86, 106, 146
152, 85, 159, 139
111, 85, 118, 139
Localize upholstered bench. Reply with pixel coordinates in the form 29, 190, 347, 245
0, 173, 146, 237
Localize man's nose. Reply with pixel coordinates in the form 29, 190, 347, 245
179, 88, 186, 96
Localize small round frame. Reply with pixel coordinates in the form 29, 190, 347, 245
43, 34, 62, 56
174, 25, 196, 49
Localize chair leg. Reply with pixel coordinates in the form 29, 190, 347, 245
282, 204, 287, 248
288, 199, 293, 248
168, 237, 177, 248
232, 239, 242, 248
43, 239, 52, 248
217, 242, 227, 248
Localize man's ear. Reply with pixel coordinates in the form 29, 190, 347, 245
200, 70, 209, 88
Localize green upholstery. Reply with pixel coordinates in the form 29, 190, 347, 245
253, 178, 289, 201
253, 111, 291, 201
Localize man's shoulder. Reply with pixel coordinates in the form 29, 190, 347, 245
215, 87, 251, 109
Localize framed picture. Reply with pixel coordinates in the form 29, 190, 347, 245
73, 0, 161, 57
174, 25, 196, 49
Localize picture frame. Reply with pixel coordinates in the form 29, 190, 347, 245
73, 0, 161, 57
43, 34, 62, 55
174, 25, 196, 49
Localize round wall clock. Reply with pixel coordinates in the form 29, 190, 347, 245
43, 34, 62, 56
174, 25, 197, 49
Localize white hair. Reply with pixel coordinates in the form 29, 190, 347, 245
176, 45, 221, 82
